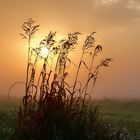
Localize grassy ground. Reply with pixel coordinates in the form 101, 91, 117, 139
0, 97, 140, 139
96, 98, 140, 133
0, 97, 20, 140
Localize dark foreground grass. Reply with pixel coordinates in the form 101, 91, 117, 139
0, 98, 140, 140
10, 100, 139, 140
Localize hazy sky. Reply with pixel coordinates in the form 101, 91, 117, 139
0, 0, 140, 99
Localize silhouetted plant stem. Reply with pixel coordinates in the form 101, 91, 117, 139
40, 57, 48, 101
72, 51, 84, 95
24, 34, 31, 110
81, 66, 98, 95
84, 52, 96, 95
20, 18, 40, 111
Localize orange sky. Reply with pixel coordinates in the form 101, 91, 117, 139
0, 0, 140, 99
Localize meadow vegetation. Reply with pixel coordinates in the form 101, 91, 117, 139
97, 98, 140, 133
1, 98, 140, 140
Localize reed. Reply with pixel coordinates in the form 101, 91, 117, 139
12, 18, 136, 140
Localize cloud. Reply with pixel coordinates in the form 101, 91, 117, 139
95, 0, 120, 5
126, 0, 140, 10
90, 0, 140, 30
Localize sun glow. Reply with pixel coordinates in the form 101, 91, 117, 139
40, 47, 49, 58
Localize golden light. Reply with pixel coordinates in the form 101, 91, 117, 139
40, 47, 49, 58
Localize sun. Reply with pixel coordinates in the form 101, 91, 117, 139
40, 47, 49, 58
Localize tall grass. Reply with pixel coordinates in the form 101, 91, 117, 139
10, 18, 138, 140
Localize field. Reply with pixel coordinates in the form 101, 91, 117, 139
0, 97, 20, 140
96, 99, 140, 133
0, 97, 140, 139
